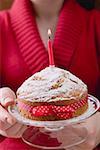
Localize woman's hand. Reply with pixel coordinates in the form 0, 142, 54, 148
0, 87, 27, 138
69, 112, 100, 150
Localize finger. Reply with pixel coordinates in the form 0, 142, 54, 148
0, 125, 27, 138
0, 120, 14, 130
15, 125, 27, 138
0, 105, 16, 125
72, 145, 91, 150
0, 97, 15, 108
71, 136, 95, 150
0, 87, 16, 107
5, 123, 25, 138
0, 87, 16, 99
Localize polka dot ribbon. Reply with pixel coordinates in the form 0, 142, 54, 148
32, 98, 87, 119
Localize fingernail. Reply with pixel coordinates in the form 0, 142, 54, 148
4, 97, 15, 107
7, 117, 16, 125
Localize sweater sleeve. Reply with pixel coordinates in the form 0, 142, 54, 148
0, 13, 7, 141
95, 10, 100, 55
0, 12, 6, 140
0, 11, 7, 88
0, 12, 3, 88
94, 10, 100, 99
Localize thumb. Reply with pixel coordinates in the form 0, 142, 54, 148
0, 87, 16, 107
1, 97, 15, 108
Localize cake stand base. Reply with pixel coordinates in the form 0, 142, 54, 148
22, 125, 88, 149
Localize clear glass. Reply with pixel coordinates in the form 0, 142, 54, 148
22, 125, 88, 149
8, 95, 100, 149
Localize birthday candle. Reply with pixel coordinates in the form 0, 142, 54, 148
48, 29, 55, 66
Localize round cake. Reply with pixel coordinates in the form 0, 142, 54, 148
16, 67, 88, 121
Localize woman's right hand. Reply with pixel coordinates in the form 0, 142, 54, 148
0, 87, 27, 138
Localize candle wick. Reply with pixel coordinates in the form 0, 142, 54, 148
49, 36, 51, 40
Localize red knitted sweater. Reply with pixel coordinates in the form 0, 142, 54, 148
0, 0, 100, 149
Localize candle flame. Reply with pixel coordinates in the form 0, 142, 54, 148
48, 29, 52, 39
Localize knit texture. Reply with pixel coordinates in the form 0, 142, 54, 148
10, 0, 82, 74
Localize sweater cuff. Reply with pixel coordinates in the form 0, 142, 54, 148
0, 135, 5, 142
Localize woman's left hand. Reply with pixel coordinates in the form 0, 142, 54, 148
70, 112, 100, 150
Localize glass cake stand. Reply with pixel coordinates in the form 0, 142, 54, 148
8, 95, 100, 150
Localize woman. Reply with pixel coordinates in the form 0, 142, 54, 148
0, 0, 100, 149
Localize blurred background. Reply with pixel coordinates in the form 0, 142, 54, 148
0, 0, 100, 10
0, 0, 13, 10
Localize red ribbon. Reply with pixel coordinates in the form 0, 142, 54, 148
32, 98, 87, 119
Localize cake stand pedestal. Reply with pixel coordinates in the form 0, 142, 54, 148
22, 125, 88, 150
8, 95, 100, 150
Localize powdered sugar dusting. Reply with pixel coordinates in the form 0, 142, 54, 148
17, 67, 87, 102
